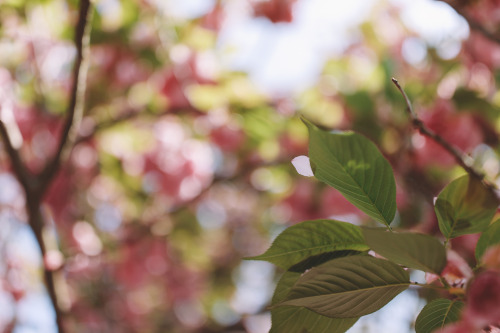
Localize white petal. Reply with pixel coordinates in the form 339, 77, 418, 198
291, 156, 314, 177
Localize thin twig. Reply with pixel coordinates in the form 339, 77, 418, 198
410, 281, 447, 290
39, 0, 93, 194
438, 276, 452, 289
391, 78, 497, 191
392, 79, 417, 119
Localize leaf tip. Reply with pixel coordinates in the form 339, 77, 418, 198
300, 116, 317, 131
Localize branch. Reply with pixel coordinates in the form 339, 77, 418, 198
19, 2, 93, 333
0, 105, 33, 192
39, 0, 93, 194
1, 2, 92, 333
391, 78, 497, 190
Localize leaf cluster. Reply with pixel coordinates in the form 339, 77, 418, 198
249, 119, 499, 333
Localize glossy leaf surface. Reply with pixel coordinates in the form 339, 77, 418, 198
415, 299, 464, 333
248, 219, 369, 270
278, 255, 410, 318
270, 271, 358, 333
362, 228, 447, 274
434, 175, 498, 240
305, 119, 397, 227
475, 219, 500, 261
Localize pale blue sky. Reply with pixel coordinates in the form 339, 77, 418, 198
163, 0, 469, 94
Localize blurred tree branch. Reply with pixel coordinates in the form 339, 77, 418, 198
392, 78, 497, 192
0, 1, 93, 333
39, 0, 93, 195
0, 111, 33, 191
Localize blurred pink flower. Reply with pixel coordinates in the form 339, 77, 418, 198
464, 270, 500, 328
426, 249, 473, 287
436, 321, 475, 333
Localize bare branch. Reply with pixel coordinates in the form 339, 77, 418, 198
391, 78, 417, 119
391, 78, 496, 190
0, 105, 34, 192
16, 2, 95, 333
39, 0, 93, 194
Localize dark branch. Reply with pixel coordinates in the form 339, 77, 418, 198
391, 78, 417, 119
0, 115, 33, 191
39, 0, 93, 194
392, 78, 496, 190
19, 2, 93, 333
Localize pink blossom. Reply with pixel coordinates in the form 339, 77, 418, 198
436, 321, 475, 333
465, 270, 500, 328
426, 249, 473, 287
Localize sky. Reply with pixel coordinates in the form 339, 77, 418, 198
163, 0, 469, 94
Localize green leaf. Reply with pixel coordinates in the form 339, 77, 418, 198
475, 219, 500, 261
247, 219, 369, 270
434, 175, 498, 240
304, 119, 397, 227
270, 271, 358, 333
415, 299, 464, 333
277, 255, 410, 318
362, 228, 447, 274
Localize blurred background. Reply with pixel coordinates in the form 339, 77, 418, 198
0, 0, 499, 332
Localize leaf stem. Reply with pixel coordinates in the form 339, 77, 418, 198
439, 276, 452, 289
410, 281, 446, 290
410, 281, 447, 290
443, 238, 449, 248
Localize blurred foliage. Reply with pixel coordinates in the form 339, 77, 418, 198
0, 0, 500, 332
